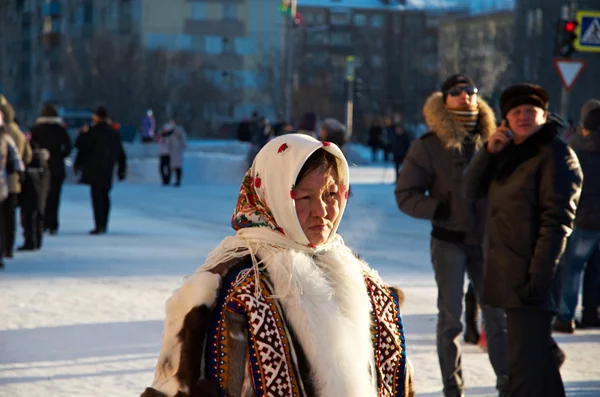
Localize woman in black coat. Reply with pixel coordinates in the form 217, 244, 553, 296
463, 84, 583, 397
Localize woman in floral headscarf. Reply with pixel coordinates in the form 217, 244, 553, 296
140, 134, 414, 397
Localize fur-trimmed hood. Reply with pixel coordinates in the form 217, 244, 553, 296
422, 92, 496, 151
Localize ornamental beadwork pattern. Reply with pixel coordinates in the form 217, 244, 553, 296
366, 276, 407, 397
226, 271, 301, 397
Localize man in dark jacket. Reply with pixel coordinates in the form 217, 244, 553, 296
463, 84, 583, 397
395, 74, 508, 397
556, 107, 600, 330
74, 106, 126, 235
29, 104, 72, 235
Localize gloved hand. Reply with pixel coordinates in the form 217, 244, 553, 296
520, 274, 552, 305
434, 200, 451, 221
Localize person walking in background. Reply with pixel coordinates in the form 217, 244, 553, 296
29, 103, 72, 235
464, 84, 582, 397
0, 111, 18, 268
18, 141, 49, 251
367, 117, 384, 162
74, 107, 127, 235
140, 109, 155, 143
318, 117, 348, 149
168, 121, 187, 187
0, 95, 31, 258
157, 123, 173, 185
555, 107, 600, 332
296, 111, 318, 138
390, 119, 411, 183
395, 74, 507, 397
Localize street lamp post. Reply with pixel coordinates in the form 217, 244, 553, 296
283, 0, 297, 123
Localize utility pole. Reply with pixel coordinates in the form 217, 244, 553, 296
283, 0, 297, 123
345, 56, 356, 138
559, 0, 577, 119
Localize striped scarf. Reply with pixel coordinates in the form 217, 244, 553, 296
447, 104, 479, 132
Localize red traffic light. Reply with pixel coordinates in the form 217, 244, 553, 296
564, 21, 577, 32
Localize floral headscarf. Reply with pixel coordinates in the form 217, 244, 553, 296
231, 133, 350, 248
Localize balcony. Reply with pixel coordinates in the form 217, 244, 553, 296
42, 2, 61, 17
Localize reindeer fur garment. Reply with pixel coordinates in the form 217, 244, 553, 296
422, 92, 496, 152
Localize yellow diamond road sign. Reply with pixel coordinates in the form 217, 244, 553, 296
575, 10, 600, 53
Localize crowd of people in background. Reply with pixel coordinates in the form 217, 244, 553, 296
0, 97, 128, 268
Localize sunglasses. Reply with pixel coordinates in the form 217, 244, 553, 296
446, 86, 478, 97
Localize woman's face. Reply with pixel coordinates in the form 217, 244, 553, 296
506, 104, 547, 143
294, 168, 341, 246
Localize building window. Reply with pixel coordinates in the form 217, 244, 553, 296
306, 31, 329, 45
354, 13, 366, 26
535, 8, 543, 36
330, 12, 351, 26
526, 10, 534, 37
223, 3, 237, 20
191, 35, 205, 52
393, 15, 401, 33
330, 31, 351, 45
222, 37, 234, 53
371, 14, 384, 28
191, 3, 206, 20
331, 54, 346, 68
372, 55, 383, 68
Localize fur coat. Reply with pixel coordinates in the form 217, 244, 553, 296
140, 253, 414, 397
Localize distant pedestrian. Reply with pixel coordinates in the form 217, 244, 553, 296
0, 95, 31, 258
297, 112, 318, 138
18, 141, 49, 251
367, 117, 384, 162
29, 103, 72, 235
0, 110, 20, 268
140, 109, 155, 143
168, 121, 187, 187
158, 123, 173, 185
74, 106, 127, 235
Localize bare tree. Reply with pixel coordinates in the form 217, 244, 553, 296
64, 31, 225, 136
438, 17, 513, 104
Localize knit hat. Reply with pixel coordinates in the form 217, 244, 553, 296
94, 106, 108, 119
441, 74, 475, 95
580, 99, 600, 123
583, 107, 600, 132
500, 84, 549, 119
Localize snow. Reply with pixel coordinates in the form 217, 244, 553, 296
1, 140, 600, 396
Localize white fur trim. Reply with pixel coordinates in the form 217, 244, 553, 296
262, 246, 377, 397
151, 271, 221, 396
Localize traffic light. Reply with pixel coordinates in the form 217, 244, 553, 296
354, 78, 363, 99
555, 19, 579, 58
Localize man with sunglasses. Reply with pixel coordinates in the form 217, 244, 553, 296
395, 74, 508, 397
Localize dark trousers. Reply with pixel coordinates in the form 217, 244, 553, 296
506, 308, 565, 397
431, 238, 508, 396
45, 177, 64, 232
174, 167, 182, 186
1, 193, 18, 255
22, 208, 44, 249
90, 185, 111, 231
159, 155, 171, 185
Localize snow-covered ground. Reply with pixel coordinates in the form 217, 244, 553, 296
1, 141, 599, 397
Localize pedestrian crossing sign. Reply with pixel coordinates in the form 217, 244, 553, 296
575, 11, 600, 52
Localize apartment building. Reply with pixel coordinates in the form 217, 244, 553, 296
0, 0, 287, 126
293, 0, 446, 136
